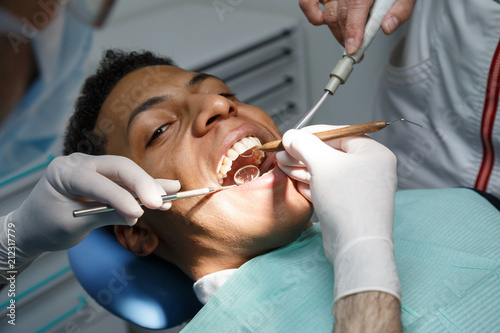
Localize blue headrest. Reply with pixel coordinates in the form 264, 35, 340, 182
67, 228, 202, 329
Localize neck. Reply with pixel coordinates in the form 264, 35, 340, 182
188, 253, 249, 281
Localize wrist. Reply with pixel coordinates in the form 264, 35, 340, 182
0, 213, 38, 282
332, 237, 401, 303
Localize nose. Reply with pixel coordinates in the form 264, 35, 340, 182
191, 95, 238, 136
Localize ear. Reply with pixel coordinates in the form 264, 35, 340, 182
114, 221, 159, 257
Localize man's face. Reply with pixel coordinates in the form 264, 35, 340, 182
97, 65, 312, 269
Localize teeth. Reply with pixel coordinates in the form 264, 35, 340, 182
262, 168, 273, 177
220, 164, 231, 175
217, 136, 264, 184
252, 137, 262, 146
233, 142, 247, 154
227, 149, 239, 161
241, 137, 253, 147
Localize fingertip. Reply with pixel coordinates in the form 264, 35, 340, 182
299, 0, 326, 25
109, 211, 141, 227
159, 202, 172, 211
149, 193, 164, 208
345, 37, 357, 54
143, 179, 180, 210
156, 179, 182, 193
126, 217, 138, 226
282, 129, 301, 148
275, 151, 288, 163
139, 183, 165, 209
383, 16, 400, 35
297, 182, 312, 202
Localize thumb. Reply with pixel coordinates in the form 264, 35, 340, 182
281, 129, 334, 170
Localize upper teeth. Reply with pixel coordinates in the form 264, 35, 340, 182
217, 136, 264, 184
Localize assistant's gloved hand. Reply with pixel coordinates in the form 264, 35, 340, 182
0, 153, 180, 283
277, 126, 401, 305
299, 0, 416, 54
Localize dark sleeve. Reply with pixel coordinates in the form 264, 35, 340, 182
470, 188, 500, 211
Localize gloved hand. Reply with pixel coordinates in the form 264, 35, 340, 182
0, 153, 180, 283
277, 126, 401, 305
299, 0, 416, 54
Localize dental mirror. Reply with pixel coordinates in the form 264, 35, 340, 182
234, 165, 260, 185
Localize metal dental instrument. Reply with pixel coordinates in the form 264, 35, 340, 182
73, 185, 237, 217
255, 119, 421, 153
293, 0, 397, 130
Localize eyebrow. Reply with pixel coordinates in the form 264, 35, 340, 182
127, 95, 169, 133
188, 72, 223, 88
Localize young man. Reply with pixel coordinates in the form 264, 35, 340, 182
63, 49, 402, 331
61, 49, 500, 332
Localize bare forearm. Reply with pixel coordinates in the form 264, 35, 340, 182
333, 291, 402, 333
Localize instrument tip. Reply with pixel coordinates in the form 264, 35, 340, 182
387, 118, 423, 128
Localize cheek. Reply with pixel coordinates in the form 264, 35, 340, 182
140, 146, 195, 180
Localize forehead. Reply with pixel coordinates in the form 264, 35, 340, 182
107, 65, 190, 102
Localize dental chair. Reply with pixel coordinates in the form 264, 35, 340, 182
67, 228, 202, 330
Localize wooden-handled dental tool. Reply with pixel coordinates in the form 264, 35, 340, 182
255, 119, 421, 153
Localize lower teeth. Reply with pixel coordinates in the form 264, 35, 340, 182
261, 168, 274, 177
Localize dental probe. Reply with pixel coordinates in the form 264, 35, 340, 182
293, 0, 397, 129
73, 185, 236, 218
256, 119, 421, 153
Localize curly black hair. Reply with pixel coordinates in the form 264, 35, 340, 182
63, 49, 176, 156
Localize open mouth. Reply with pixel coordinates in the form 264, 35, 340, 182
216, 136, 274, 186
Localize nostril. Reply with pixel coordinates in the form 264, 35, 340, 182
206, 115, 218, 126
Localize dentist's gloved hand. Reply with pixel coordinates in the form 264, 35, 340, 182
277, 126, 401, 305
0, 153, 180, 283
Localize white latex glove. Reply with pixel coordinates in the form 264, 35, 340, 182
277, 126, 401, 304
0, 153, 180, 283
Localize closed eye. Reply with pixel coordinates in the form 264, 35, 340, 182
147, 123, 170, 147
219, 92, 236, 99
